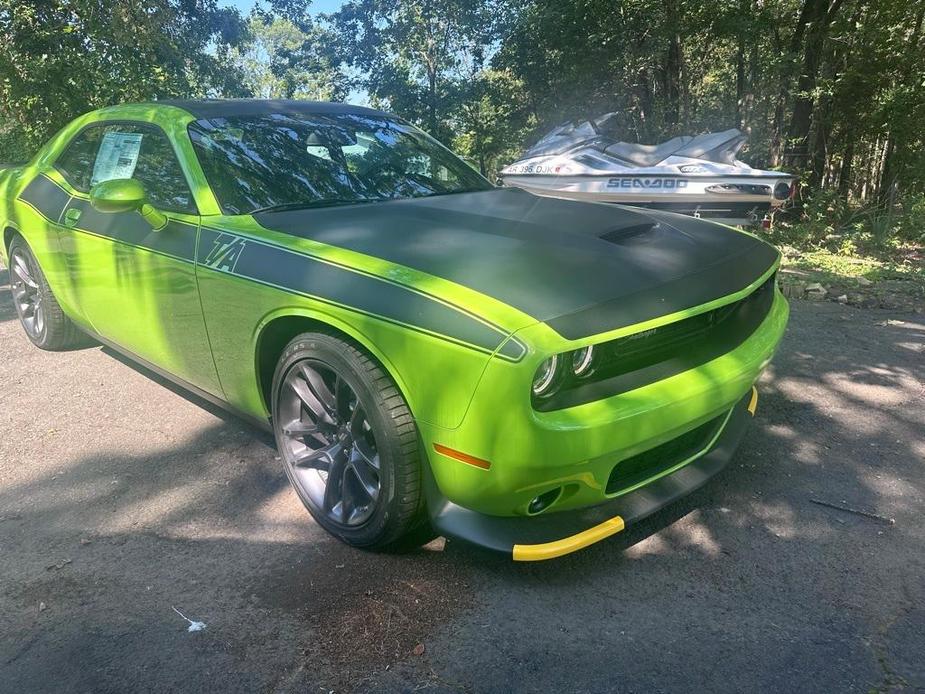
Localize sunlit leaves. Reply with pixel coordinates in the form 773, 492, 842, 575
0, 0, 249, 161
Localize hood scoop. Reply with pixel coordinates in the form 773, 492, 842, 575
599, 221, 660, 245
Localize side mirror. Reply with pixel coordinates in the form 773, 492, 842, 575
89, 178, 145, 213
89, 178, 167, 230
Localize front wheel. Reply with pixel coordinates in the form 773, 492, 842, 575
271, 332, 428, 549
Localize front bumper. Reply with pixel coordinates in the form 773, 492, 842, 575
427, 387, 757, 560
419, 287, 788, 518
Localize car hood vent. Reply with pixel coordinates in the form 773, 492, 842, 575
599, 221, 661, 245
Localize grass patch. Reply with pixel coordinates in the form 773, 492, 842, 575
784, 248, 924, 283
773, 243, 925, 311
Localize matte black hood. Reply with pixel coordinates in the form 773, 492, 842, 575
255, 188, 779, 339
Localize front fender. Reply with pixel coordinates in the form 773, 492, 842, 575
196, 265, 499, 430
253, 305, 417, 415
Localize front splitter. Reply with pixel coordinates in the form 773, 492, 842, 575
426, 387, 757, 560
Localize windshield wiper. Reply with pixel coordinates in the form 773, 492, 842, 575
249, 198, 379, 214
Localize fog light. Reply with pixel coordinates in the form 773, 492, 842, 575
528, 487, 562, 515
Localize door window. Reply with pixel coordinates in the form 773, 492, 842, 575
55, 123, 197, 214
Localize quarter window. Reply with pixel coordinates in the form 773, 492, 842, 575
55, 123, 196, 214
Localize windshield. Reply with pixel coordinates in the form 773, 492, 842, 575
188, 112, 492, 215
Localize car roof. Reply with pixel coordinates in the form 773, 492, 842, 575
152, 99, 390, 120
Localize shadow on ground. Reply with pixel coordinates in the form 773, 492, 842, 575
0, 268, 16, 323
0, 302, 922, 693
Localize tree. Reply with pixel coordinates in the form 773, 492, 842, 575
231, 14, 348, 101
0, 0, 248, 161
2, 0, 923, 233
784, 0, 846, 171
330, 0, 495, 142
453, 68, 536, 176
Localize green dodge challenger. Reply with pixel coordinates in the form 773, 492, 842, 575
0, 100, 788, 560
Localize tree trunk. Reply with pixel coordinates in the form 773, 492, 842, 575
744, 32, 759, 136
735, 37, 746, 129
427, 64, 438, 135
785, 0, 837, 170
877, 3, 925, 206
664, 0, 682, 128
734, 0, 752, 130
878, 134, 896, 208
769, 5, 809, 169
636, 70, 654, 136
831, 2, 865, 197
809, 38, 841, 188
809, 100, 831, 188
838, 137, 855, 198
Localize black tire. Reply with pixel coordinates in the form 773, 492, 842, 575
8, 235, 85, 351
271, 332, 428, 549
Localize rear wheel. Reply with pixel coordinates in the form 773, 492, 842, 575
8, 235, 84, 350
271, 332, 428, 549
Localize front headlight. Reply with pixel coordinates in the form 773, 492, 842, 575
571, 345, 594, 376
531, 346, 596, 401
532, 355, 560, 397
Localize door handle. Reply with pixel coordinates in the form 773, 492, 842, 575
62, 207, 81, 227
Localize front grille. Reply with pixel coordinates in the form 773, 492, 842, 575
536, 273, 776, 411
605, 413, 726, 494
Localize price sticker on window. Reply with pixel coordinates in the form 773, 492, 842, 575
91, 132, 143, 186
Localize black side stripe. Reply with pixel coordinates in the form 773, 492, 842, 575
19, 174, 199, 262
198, 228, 525, 360
18, 175, 72, 223
62, 196, 198, 262
19, 174, 524, 361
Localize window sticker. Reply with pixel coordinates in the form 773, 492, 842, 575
91, 132, 143, 186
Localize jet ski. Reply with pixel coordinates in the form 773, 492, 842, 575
500, 113, 795, 227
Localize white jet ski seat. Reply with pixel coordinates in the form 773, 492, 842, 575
603, 136, 691, 167
674, 129, 747, 164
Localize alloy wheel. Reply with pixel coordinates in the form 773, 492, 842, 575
10, 248, 44, 340
277, 359, 382, 527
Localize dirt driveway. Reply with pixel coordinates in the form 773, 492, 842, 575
1, 267, 923, 693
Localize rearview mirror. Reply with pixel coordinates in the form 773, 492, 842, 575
305, 127, 357, 147
89, 178, 167, 230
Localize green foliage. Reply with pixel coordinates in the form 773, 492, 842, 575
895, 196, 925, 244
330, 0, 497, 142
229, 14, 348, 101
1, 0, 923, 258
452, 69, 536, 176
0, 0, 250, 162
772, 189, 925, 255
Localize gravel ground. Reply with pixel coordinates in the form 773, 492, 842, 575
1, 266, 923, 693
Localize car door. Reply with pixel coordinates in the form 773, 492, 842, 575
52, 122, 222, 395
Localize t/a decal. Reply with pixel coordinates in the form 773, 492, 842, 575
203, 234, 247, 272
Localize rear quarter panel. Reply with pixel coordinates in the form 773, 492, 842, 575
0, 165, 77, 310
0, 166, 15, 266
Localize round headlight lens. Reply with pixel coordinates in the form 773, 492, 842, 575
571, 346, 594, 376
532, 355, 560, 397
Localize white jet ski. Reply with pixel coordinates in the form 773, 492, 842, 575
500, 113, 795, 226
